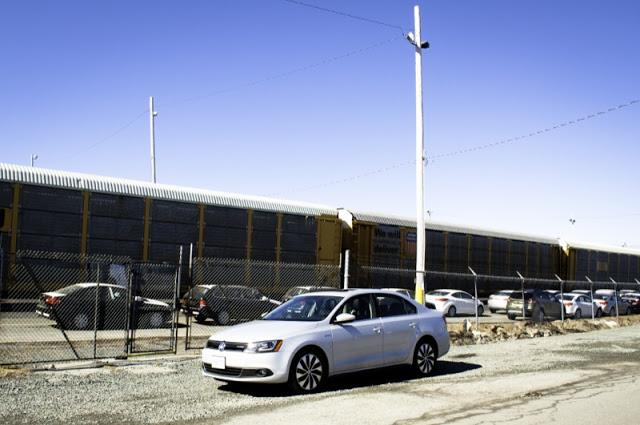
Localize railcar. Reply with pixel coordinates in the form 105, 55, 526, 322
0, 163, 342, 292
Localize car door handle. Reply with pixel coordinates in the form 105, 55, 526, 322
409, 322, 416, 328
373, 326, 382, 333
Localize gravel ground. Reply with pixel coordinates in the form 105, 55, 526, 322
2, 316, 640, 425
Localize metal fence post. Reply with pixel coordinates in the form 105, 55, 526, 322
517, 271, 525, 320
469, 267, 479, 331
343, 249, 350, 289
585, 276, 595, 321
610, 277, 619, 325
555, 275, 565, 322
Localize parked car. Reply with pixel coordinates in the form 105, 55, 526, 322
558, 293, 600, 319
592, 290, 632, 316
281, 286, 337, 302
424, 289, 484, 317
201, 288, 450, 393
35, 282, 171, 330
487, 290, 516, 313
383, 288, 436, 309
506, 289, 563, 321
621, 293, 640, 314
181, 284, 280, 325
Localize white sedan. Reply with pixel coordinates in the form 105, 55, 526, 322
487, 290, 516, 313
558, 293, 599, 319
424, 289, 484, 317
201, 289, 450, 393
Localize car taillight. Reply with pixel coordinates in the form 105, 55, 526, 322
199, 299, 207, 307
46, 297, 60, 306
435, 298, 448, 302
565, 302, 573, 306
599, 301, 607, 306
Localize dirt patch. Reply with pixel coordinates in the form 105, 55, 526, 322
0, 365, 32, 378
448, 314, 640, 345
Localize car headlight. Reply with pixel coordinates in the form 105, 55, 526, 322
244, 340, 283, 353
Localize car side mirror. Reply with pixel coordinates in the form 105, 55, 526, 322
134, 296, 144, 303
334, 313, 356, 324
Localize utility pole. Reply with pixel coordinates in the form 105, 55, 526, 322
150, 96, 158, 183
407, 5, 429, 304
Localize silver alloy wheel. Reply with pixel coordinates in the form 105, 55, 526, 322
294, 352, 324, 392
447, 306, 456, 317
574, 308, 581, 320
149, 312, 164, 328
74, 313, 89, 329
216, 311, 230, 325
415, 340, 436, 375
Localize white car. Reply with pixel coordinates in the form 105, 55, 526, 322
424, 289, 484, 317
487, 290, 515, 313
592, 290, 632, 316
558, 293, 600, 319
201, 289, 450, 393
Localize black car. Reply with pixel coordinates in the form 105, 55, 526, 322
506, 289, 564, 321
35, 283, 172, 330
180, 284, 281, 325
621, 293, 640, 314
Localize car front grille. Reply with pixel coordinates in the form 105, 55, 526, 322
206, 340, 247, 351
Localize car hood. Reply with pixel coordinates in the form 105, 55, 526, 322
208, 320, 322, 342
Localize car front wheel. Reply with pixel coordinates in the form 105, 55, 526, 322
73, 313, 90, 330
477, 305, 484, 316
288, 350, 326, 394
216, 311, 231, 325
413, 338, 437, 376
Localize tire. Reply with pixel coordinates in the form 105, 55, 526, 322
489, 308, 497, 314
574, 309, 582, 320
147, 312, 165, 328
447, 306, 457, 318
609, 308, 616, 317
595, 308, 603, 318
625, 307, 631, 316
532, 308, 545, 323
195, 314, 207, 324
216, 311, 231, 325
507, 314, 516, 320
413, 338, 437, 377
288, 349, 327, 394
73, 313, 90, 330
477, 305, 484, 316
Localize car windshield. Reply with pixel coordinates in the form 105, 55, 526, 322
263, 295, 342, 322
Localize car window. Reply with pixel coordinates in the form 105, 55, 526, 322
459, 292, 472, 300
341, 295, 376, 321
376, 294, 412, 317
264, 295, 341, 321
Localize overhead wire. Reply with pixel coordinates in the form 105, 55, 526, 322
267, 97, 640, 196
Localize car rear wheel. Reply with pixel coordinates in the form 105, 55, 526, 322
489, 308, 497, 314
447, 306, 457, 317
73, 313, 90, 330
216, 311, 231, 325
625, 307, 631, 316
574, 309, 582, 320
147, 312, 165, 328
507, 314, 516, 320
609, 308, 616, 317
532, 307, 545, 323
477, 305, 484, 316
413, 338, 437, 376
595, 308, 603, 318
288, 349, 326, 394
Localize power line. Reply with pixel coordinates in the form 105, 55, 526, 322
268, 98, 640, 195
62, 110, 148, 158
166, 35, 402, 107
281, 0, 405, 33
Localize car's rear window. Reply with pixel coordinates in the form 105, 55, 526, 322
427, 291, 450, 296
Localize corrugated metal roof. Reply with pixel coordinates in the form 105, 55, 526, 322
0, 163, 338, 216
344, 209, 561, 245
561, 239, 640, 256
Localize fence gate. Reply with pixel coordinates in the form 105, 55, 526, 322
127, 263, 179, 355
0, 251, 179, 366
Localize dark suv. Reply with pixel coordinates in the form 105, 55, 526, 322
506, 289, 563, 321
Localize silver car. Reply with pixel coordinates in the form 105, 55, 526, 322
201, 289, 450, 393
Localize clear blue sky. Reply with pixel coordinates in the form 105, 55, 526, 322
2, 0, 639, 248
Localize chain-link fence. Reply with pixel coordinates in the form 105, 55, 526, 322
183, 258, 342, 349
0, 251, 179, 365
